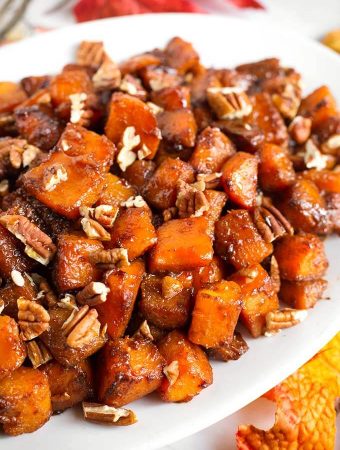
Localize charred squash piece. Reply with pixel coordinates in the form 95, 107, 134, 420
189, 126, 235, 174
157, 330, 212, 403
0, 367, 51, 435
144, 157, 195, 210
188, 280, 242, 348
274, 234, 328, 281
258, 143, 295, 192
230, 264, 278, 337
157, 109, 197, 147
40, 359, 93, 412
95, 259, 145, 339
215, 210, 273, 269
0, 316, 26, 380
279, 279, 328, 309
151, 86, 190, 110
149, 217, 213, 272
54, 233, 103, 292
139, 274, 192, 329
221, 152, 258, 209
0, 81, 27, 113
301, 169, 340, 194
97, 173, 136, 207
0, 223, 33, 279
109, 207, 157, 260
164, 37, 199, 75
97, 336, 164, 407
298, 85, 337, 129
105, 92, 161, 159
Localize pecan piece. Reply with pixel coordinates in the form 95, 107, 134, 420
134, 320, 154, 341
117, 126, 140, 172
162, 206, 178, 222
0, 138, 41, 176
93, 55, 121, 91
79, 204, 119, 228
253, 199, 293, 243
196, 172, 222, 189
0, 299, 4, 314
0, 215, 56, 265
43, 163, 68, 192
77, 41, 105, 69
33, 274, 58, 308
120, 74, 146, 100
163, 360, 179, 386
271, 81, 301, 120
90, 248, 129, 270
270, 256, 281, 294
81, 218, 111, 241
82, 402, 137, 426
176, 180, 209, 219
69, 92, 93, 127
17, 297, 50, 341
62, 305, 103, 349
57, 293, 78, 311
11, 269, 25, 287
26, 339, 52, 368
0, 179, 9, 197
121, 195, 147, 208
207, 332, 249, 361
288, 116, 312, 144
207, 86, 252, 120
76, 282, 110, 306
304, 139, 329, 170
264, 308, 308, 335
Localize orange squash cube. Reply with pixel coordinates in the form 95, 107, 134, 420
164, 37, 199, 75
0, 81, 27, 113
192, 256, 224, 292
157, 109, 197, 147
279, 279, 328, 309
302, 169, 340, 194
151, 86, 190, 110
298, 85, 337, 129
97, 173, 136, 207
258, 143, 295, 192
0, 316, 26, 380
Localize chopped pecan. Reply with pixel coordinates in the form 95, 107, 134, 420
288, 116, 312, 144
162, 207, 178, 222
79, 204, 119, 228
57, 293, 78, 310
161, 276, 183, 299
17, 297, 50, 341
176, 180, 209, 218
11, 269, 25, 287
81, 218, 111, 241
213, 120, 264, 153
43, 164, 68, 192
0, 138, 41, 175
82, 402, 137, 426
76, 41, 105, 69
196, 172, 222, 189
146, 102, 164, 115
69, 92, 93, 127
271, 82, 301, 120
304, 139, 328, 170
93, 55, 121, 91
264, 308, 308, 335
0, 215, 56, 265
120, 74, 147, 100
33, 274, 58, 308
121, 195, 147, 208
62, 305, 102, 349
90, 248, 129, 270
0, 299, 4, 314
76, 282, 110, 306
253, 199, 293, 243
207, 332, 249, 361
0, 179, 9, 197
117, 126, 140, 171
270, 256, 281, 294
137, 144, 152, 160
322, 134, 340, 154
26, 339, 52, 368
163, 360, 179, 386
134, 320, 154, 341
207, 86, 252, 120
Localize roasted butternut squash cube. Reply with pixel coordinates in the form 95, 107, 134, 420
0, 367, 51, 435
192, 256, 224, 292
258, 143, 295, 192
151, 86, 190, 110
0, 316, 26, 380
0, 275, 37, 318
189, 127, 235, 174
109, 207, 157, 260
105, 93, 161, 159
97, 336, 164, 407
40, 359, 93, 412
140, 274, 192, 329
230, 264, 278, 337
41, 307, 106, 367
247, 92, 288, 147
149, 217, 213, 272
124, 160, 156, 191
276, 178, 329, 234
221, 152, 258, 209
97, 173, 136, 207
0, 81, 27, 113
189, 281, 242, 348
298, 86, 337, 129
279, 279, 328, 310
157, 109, 197, 147
274, 234, 328, 281
54, 233, 103, 292
203, 190, 228, 229
157, 330, 212, 403
95, 259, 145, 339
215, 210, 273, 269
302, 169, 340, 194
144, 157, 195, 210
164, 37, 199, 75
0, 223, 33, 279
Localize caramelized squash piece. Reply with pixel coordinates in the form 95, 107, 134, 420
279, 279, 328, 310
274, 234, 328, 281
40, 359, 93, 412
157, 109, 197, 147
41, 306, 106, 367
0, 316, 26, 380
149, 217, 213, 272
0, 223, 33, 279
0, 81, 27, 113
230, 264, 278, 337
140, 65, 182, 92
21, 75, 51, 96
192, 256, 224, 292
157, 330, 212, 403
0, 367, 51, 435
215, 210, 273, 269
258, 143, 295, 192
221, 152, 258, 209
302, 169, 340, 194
204, 190, 228, 229
164, 37, 199, 75
0, 275, 37, 318
144, 157, 195, 210
151, 86, 190, 110
298, 86, 337, 129
140, 274, 192, 329
207, 332, 249, 362
97, 336, 164, 407
119, 52, 161, 75
109, 207, 157, 260
105, 92, 161, 159
189, 280, 242, 348
124, 160, 156, 192
276, 178, 329, 234
189, 127, 235, 174
54, 233, 103, 292
97, 173, 136, 207
95, 259, 145, 339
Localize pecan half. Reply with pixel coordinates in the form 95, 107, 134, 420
79, 204, 119, 228
26, 339, 52, 369
161, 276, 183, 299
162, 206, 178, 222
117, 126, 140, 172
176, 180, 209, 218
0, 215, 56, 265
207, 86, 252, 120
196, 172, 222, 190
17, 297, 50, 341
82, 402, 137, 426
163, 360, 179, 386
93, 55, 121, 91
304, 139, 329, 170
90, 248, 129, 270
76, 282, 110, 306
264, 308, 308, 335
0, 138, 41, 176
120, 74, 146, 100
81, 218, 111, 241
207, 332, 249, 361
62, 305, 103, 349
77, 41, 105, 69
57, 293, 78, 311
253, 199, 293, 243
69, 92, 93, 127
272, 82, 301, 120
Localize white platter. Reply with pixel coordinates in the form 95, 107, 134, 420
0, 13, 339, 450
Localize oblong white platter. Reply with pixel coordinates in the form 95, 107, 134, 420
0, 13, 339, 450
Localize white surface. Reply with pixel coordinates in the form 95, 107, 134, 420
0, 13, 339, 450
